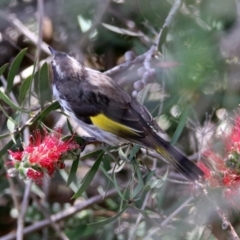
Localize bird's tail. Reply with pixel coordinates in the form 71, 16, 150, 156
152, 134, 204, 181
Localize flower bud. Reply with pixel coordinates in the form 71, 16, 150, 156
137, 67, 145, 77
7, 168, 19, 177
132, 90, 138, 98
133, 80, 144, 91
124, 51, 135, 62
142, 71, 152, 84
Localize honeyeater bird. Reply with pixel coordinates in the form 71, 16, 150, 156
48, 46, 203, 181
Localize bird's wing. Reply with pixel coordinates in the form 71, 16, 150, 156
56, 72, 156, 140
89, 85, 157, 140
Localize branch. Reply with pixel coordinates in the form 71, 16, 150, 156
216, 208, 240, 240
104, 51, 149, 76
1, 189, 117, 240
104, 0, 183, 76
156, 0, 183, 50
0, 12, 50, 55
80, 0, 110, 48
16, 180, 32, 240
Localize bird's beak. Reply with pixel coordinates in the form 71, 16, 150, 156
48, 46, 57, 55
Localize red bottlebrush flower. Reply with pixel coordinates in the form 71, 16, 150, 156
26, 169, 44, 185
226, 116, 240, 154
199, 114, 240, 203
8, 150, 23, 161
202, 150, 227, 172
7, 128, 79, 184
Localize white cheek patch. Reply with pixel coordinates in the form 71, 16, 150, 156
56, 64, 66, 78
52, 84, 60, 100
68, 56, 81, 71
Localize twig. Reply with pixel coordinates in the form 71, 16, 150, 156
128, 191, 151, 240
216, 208, 240, 240
35, 0, 44, 66
104, 51, 149, 76
29, 192, 69, 240
16, 180, 32, 240
0, 12, 50, 55
143, 196, 194, 240
1, 189, 117, 240
155, 0, 183, 50
80, 0, 110, 48
104, 0, 183, 77
3, 157, 20, 212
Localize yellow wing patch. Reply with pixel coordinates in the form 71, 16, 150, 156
90, 113, 141, 137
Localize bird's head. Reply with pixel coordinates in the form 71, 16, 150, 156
48, 46, 83, 81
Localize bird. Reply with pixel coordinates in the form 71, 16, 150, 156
48, 46, 204, 181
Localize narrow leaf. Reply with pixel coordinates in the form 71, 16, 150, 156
33, 101, 60, 124
34, 69, 39, 97
0, 90, 22, 111
66, 153, 80, 186
133, 206, 159, 226
112, 165, 128, 201
7, 118, 15, 133
38, 63, 52, 108
72, 151, 104, 198
88, 205, 128, 227
19, 76, 32, 104
171, 105, 190, 145
118, 147, 130, 162
143, 170, 155, 185
0, 63, 8, 77
133, 164, 144, 197
6, 48, 28, 94
129, 145, 141, 160
67, 118, 74, 134
7, 118, 16, 143
80, 147, 117, 160
0, 136, 18, 160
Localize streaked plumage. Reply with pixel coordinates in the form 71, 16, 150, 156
49, 47, 204, 181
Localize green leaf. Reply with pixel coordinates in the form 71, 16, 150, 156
7, 118, 16, 143
0, 136, 18, 160
38, 63, 52, 108
0, 63, 9, 77
118, 147, 130, 162
6, 48, 28, 95
19, 76, 32, 104
66, 153, 80, 186
88, 205, 128, 227
67, 118, 74, 134
171, 105, 190, 145
7, 118, 15, 133
32, 101, 60, 124
129, 145, 141, 160
133, 206, 158, 226
112, 164, 128, 201
34, 69, 39, 96
80, 147, 117, 160
100, 165, 114, 183
133, 164, 144, 198
0, 90, 22, 111
72, 151, 104, 198
143, 170, 156, 185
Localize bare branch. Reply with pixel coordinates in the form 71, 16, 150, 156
0, 12, 50, 55
16, 180, 32, 240
155, 0, 183, 50
216, 208, 240, 240
1, 189, 117, 240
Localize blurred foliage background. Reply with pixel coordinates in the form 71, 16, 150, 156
0, 0, 240, 239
